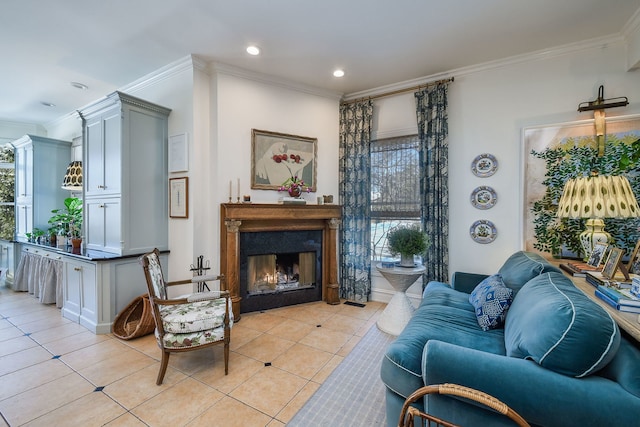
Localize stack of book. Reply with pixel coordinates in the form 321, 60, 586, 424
559, 262, 601, 277
595, 285, 640, 313
632, 277, 640, 298
585, 271, 636, 289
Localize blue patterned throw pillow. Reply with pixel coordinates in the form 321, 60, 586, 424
469, 274, 513, 331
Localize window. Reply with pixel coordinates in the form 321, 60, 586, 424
0, 144, 15, 241
370, 135, 421, 260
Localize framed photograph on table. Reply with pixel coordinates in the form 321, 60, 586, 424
587, 242, 608, 267
602, 247, 625, 280
169, 177, 188, 218
250, 129, 317, 191
627, 239, 640, 274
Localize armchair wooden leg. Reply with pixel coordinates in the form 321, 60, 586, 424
224, 340, 229, 375
157, 351, 170, 385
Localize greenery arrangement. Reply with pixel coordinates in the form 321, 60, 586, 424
531, 135, 640, 257
0, 145, 15, 241
387, 224, 429, 258
49, 197, 83, 238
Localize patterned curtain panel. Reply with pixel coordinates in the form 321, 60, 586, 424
415, 83, 450, 283
339, 101, 373, 302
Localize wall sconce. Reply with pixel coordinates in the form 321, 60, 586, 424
61, 161, 83, 191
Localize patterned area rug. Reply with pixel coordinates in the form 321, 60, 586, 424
288, 324, 395, 426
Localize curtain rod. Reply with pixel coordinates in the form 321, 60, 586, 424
340, 76, 454, 105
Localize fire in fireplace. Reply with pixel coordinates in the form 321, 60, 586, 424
240, 230, 322, 313
247, 252, 316, 294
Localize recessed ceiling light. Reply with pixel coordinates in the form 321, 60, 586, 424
40, 101, 56, 107
70, 82, 88, 90
246, 46, 260, 56
333, 69, 345, 78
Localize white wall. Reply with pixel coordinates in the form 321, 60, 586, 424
370, 39, 640, 306
214, 72, 340, 206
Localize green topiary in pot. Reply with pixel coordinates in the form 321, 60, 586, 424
387, 225, 429, 267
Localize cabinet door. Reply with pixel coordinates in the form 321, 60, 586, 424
14, 144, 33, 203
62, 260, 82, 323
102, 111, 122, 195
85, 198, 121, 253
15, 203, 32, 240
63, 258, 97, 329
85, 116, 104, 197
85, 110, 121, 197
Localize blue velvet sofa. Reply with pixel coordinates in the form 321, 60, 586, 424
381, 251, 640, 427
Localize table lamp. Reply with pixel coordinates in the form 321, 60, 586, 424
61, 160, 83, 191
556, 174, 640, 259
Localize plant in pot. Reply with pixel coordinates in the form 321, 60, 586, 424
69, 221, 82, 250
48, 197, 83, 248
387, 225, 429, 267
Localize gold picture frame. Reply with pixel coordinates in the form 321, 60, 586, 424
251, 129, 317, 191
627, 238, 640, 274
602, 247, 625, 280
169, 177, 188, 218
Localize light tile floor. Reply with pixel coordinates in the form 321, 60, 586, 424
0, 282, 385, 426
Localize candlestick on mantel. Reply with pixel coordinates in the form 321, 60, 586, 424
228, 180, 232, 203
237, 178, 240, 199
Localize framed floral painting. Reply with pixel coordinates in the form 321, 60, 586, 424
251, 129, 317, 191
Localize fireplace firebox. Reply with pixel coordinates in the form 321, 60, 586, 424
240, 230, 322, 313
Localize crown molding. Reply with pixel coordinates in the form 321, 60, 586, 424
622, 6, 640, 40
344, 34, 625, 101
210, 62, 343, 101
122, 55, 200, 93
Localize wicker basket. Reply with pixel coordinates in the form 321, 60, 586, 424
112, 294, 156, 340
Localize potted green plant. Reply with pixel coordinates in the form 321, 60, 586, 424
48, 197, 83, 247
387, 225, 429, 267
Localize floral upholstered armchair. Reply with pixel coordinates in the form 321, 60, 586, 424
139, 248, 232, 385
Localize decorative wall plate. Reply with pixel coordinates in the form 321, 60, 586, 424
470, 186, 497, 210
470, 220, 497, 244
471, 153, 498, 177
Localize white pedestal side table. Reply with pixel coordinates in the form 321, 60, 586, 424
376, 263, 425, 336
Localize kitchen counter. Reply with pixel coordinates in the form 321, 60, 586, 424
14, 240, 162, 261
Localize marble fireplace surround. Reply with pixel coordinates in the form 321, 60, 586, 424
220, 203, 341, 321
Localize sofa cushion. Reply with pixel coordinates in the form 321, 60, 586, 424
381, 282, 506, 399
504, 271, 620, 377
498, 251, 562, 294
469, 274, 513, 331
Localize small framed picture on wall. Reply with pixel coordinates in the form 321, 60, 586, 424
169, 177, 188, 218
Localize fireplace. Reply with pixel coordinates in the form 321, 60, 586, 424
220, 203, 341, 321
240, 230, 322, 313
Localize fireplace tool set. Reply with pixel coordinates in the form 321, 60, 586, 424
190, 255, 211, 292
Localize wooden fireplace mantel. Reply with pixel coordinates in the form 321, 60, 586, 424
220, 203, 341, 320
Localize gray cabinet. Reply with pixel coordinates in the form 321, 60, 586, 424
80, 92, 171, 255
62, 256, 97, 330
61, 252, 168, 334
12, 135, 71, 241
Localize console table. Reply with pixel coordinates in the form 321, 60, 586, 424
554, 260, 640, 342
376, 263, 425, 336
571, 274, 640, 342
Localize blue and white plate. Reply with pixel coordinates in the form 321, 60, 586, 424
470, 186, 497, 210
471, 153, 498, 177
470, 220, 497, 244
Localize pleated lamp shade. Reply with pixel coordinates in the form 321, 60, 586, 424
61, 161, 83, 191
557, 175, 640, 260
557, 175, 640, 219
